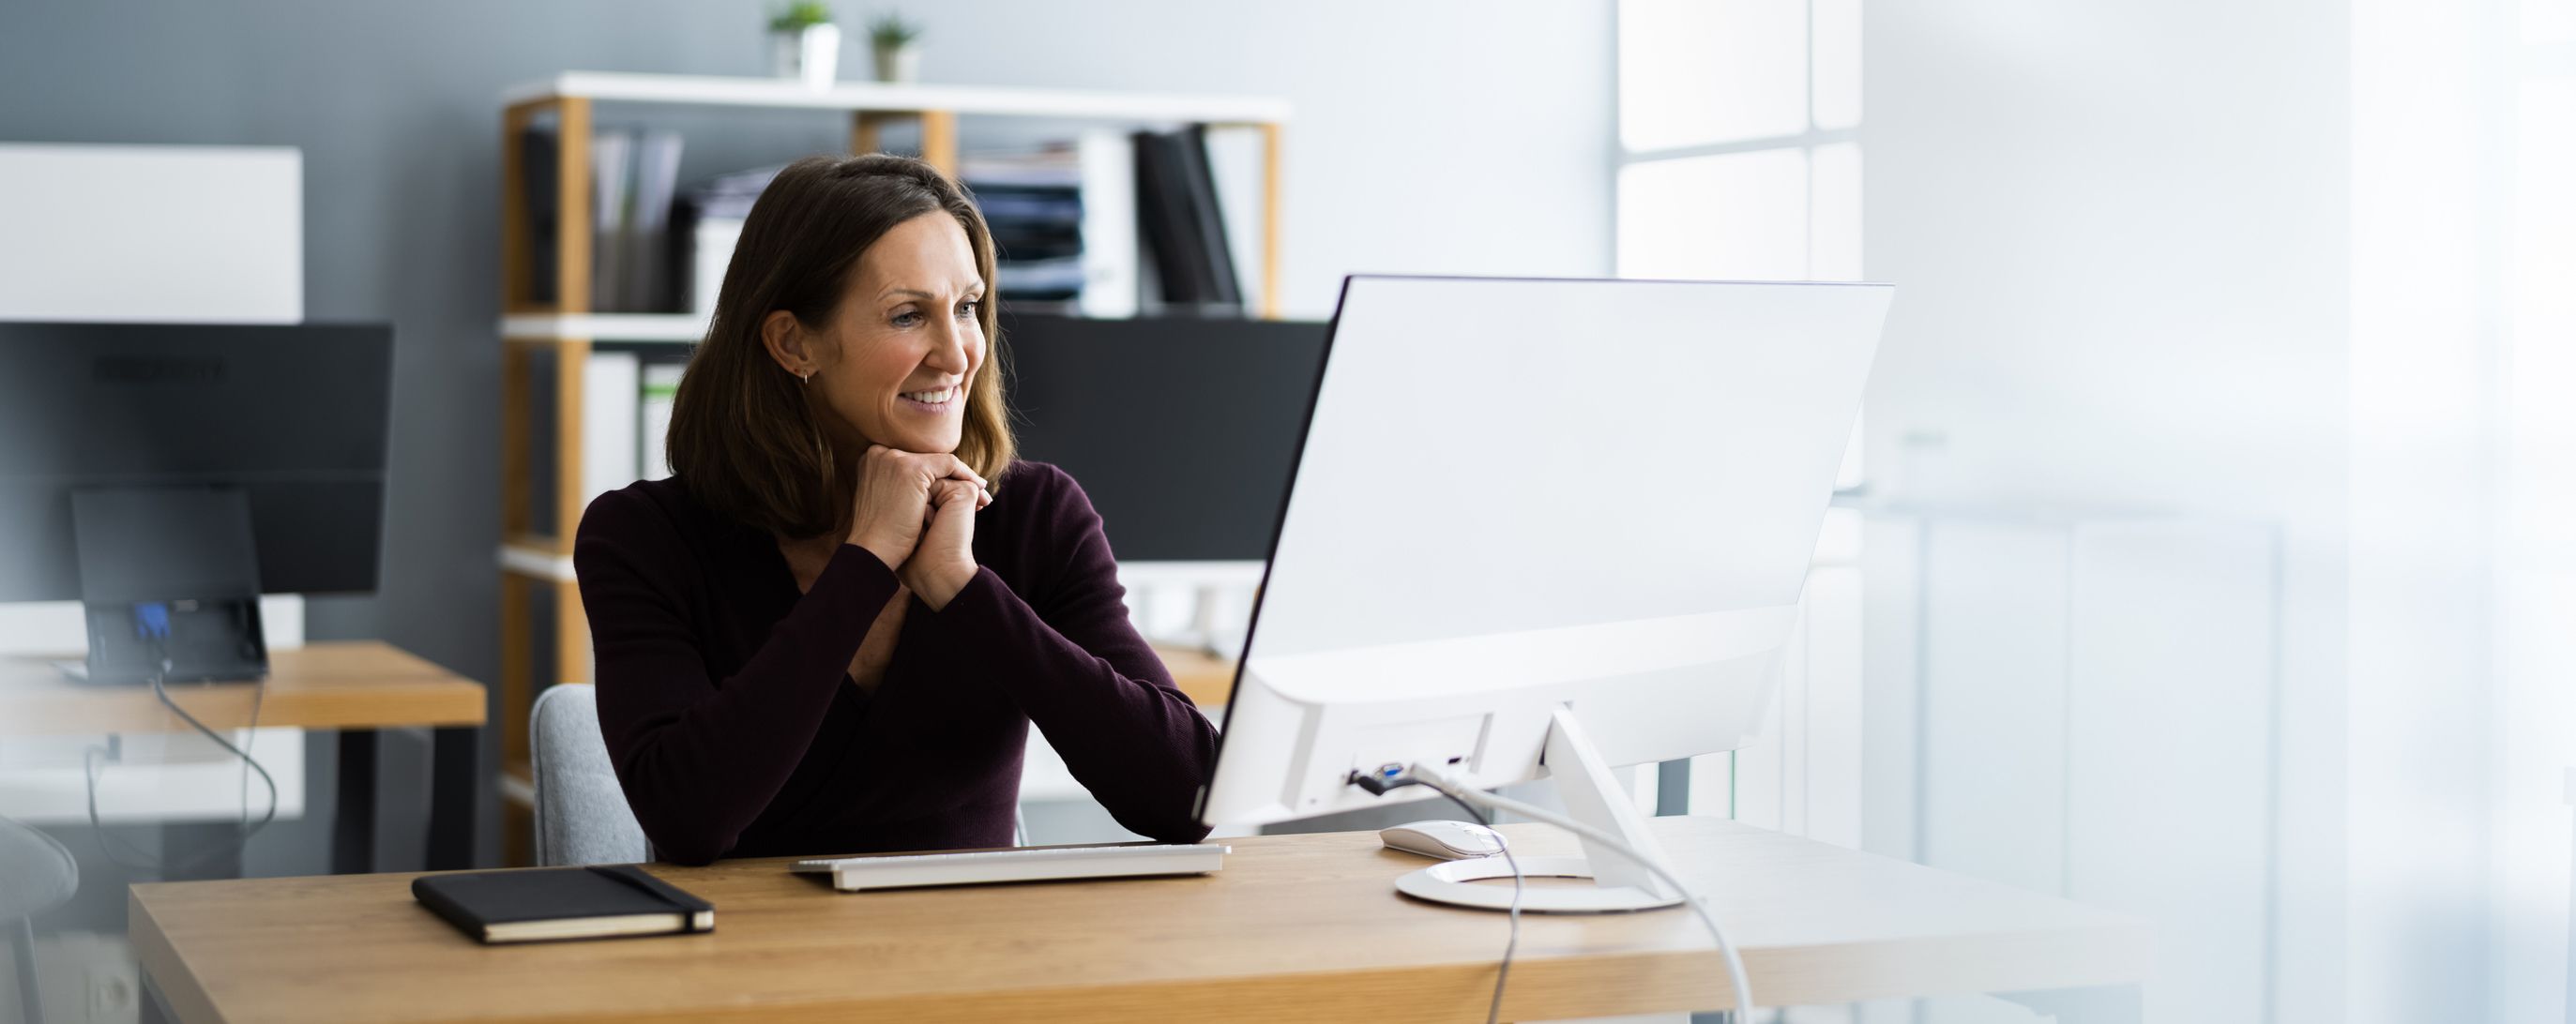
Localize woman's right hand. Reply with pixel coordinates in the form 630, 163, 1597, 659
845, 444, 989, 570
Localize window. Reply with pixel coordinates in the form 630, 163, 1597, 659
1615, 0, 1862, 281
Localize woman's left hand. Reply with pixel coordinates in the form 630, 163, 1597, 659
901, 477, 984, 610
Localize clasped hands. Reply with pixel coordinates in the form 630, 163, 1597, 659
846, 444, 992, 610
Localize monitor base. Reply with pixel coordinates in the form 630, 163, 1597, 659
1392, 705, 1694, 915
1393, 854, 1684, 912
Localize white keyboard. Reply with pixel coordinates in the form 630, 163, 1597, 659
792, 842, 1230, 892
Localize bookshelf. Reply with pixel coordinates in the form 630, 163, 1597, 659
494, 70, 1288, 862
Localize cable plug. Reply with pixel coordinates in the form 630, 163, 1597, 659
133, 601, 171, 640
1347, 762, 1421, 796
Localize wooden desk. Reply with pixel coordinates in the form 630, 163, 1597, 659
1, 640, 486, 875
129, 817, 2149, 1023
1148, 642, 1236, 708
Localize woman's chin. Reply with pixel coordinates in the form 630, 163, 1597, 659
850, 420, 962, 455
889, 432, 961, 455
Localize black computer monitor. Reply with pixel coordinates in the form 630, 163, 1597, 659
0, 321, 394, 603
999, 310, 1326, 563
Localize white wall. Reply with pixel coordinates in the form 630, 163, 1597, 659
886, 0, 1618, 318
1860, 0, 2353, 1021
2347, 0, 2509, 1020
0, 143, 301, 324
1864, 0, 2576, 1020
2492, 34, 2576, 1024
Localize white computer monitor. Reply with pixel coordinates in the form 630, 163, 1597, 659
1196, 275, 1891, 910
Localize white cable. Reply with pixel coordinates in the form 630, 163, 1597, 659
1410, 764, 1753, 1021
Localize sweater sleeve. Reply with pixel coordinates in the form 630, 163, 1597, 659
573, 489, 902, 865
920, 467, 1220, 844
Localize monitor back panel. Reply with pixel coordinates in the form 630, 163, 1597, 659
1001, 309, 1326, 564
0, 322, 392, 600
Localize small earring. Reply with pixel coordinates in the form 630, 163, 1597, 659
798, 369, 812, 384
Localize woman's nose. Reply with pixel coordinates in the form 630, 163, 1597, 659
927, 317, 972, 370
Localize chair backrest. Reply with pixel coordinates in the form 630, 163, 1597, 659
0, 815, 76, 922
530, 684, 650, 866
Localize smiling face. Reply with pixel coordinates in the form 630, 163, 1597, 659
767, 212, 988, 455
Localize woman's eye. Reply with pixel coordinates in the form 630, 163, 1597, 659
891, 310, 922, 327
957, 299, 981, 318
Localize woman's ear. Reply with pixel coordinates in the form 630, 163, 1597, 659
761, 310, 816, 380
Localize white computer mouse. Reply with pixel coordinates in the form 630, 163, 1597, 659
1379, 820, 1506, 860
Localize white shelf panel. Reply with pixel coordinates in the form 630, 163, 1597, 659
499, 544, 577, 583
503, 72, 1291, 124
502, 312, 705, 343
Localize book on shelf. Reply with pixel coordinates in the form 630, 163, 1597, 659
1128, 130, 1185, 307
958, 131, 1143, 317
682, 164, 781, 320
523, 128, 560, 303
669, 135, 1157, 319
588, 130, 632, 312
519, 126, 689, 314
536, 350, 687, 525
1129, 127, 1244, 314
641, 360, 683, 480
602, 126, 1250, 324
625, 130, 685, 313
1074, 130, 1140, 318
580, 351, 639, 508
1172, 124, 1242, 310
687, 215, 741, 320
1199, 128, 1267, 314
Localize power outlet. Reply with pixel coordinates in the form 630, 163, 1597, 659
19, 931, 137, 1024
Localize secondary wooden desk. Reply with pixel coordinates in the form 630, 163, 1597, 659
129, 817, 2150, 1023
1148, 642, 1236, 708
0, 640, 486, 874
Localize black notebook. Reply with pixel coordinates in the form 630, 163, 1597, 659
412, 865, 713, 944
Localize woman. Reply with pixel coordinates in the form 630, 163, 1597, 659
573, 154, 1218, 865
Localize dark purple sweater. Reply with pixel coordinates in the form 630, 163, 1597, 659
571, 460, 1218, 865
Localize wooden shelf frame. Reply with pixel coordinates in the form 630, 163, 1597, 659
502, 71, 1293, 123
501, 312, 709, 344
494, 72, 1288, 863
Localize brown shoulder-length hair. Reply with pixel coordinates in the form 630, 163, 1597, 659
666, 154, 1015, 539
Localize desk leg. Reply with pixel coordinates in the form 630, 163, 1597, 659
427, 726, 478, 870
1656, 758, 1691, 815
14, 919, 42, 1024
139, 962, 174, 1024
330, 730, 377, 874
155, 821, 243, 881
1998, 983, 2144, 1024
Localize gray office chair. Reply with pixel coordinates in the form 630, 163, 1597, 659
0, 816, 77, 1024
529, 683, 1030, 865
529, 685, 650, 866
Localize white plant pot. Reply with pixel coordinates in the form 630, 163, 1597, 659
772, 23, 841, 89
873, 42, 919, 84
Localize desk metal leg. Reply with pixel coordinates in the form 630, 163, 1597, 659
13, 918, 42, 1024
330, 730, 377, 875
1657, 758, 1692, 816
138, 963, 174, 1024
427, 727, 477, 870
1998, 983, 2144, 1024
154, 821, 243, 881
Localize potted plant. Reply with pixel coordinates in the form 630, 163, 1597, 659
869, 12, 922, 84
769, 1, 841, 90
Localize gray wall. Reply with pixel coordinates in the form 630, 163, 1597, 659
0, 0, 1612, 884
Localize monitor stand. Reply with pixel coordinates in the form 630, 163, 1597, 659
71, 487, 269, 685
1392, 707, 1689, 914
